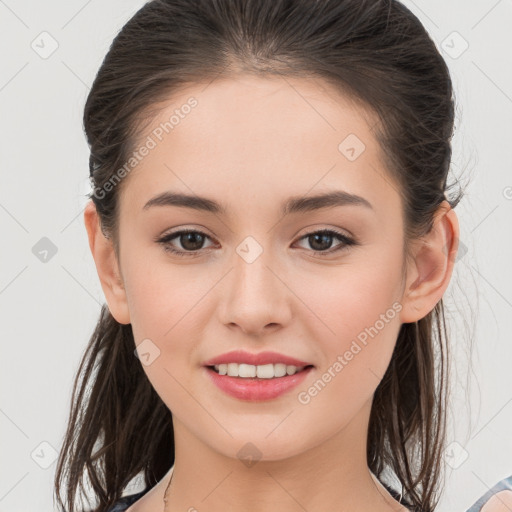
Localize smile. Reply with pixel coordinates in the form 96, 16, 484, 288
204, 365, 314, 401
210, 362, 309, 378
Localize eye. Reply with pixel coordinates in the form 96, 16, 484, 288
156, 228, 357, 258
293, 229, 357, 256
156, 229, 216, 257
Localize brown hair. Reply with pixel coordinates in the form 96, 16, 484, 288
54, 1, 466, 510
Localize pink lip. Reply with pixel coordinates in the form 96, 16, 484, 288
202, 350, 313, 367
204, 365, 314, 401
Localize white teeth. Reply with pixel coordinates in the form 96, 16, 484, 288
273, 364, 288, 378
227, 362, 239, 377
256, 364, 276, 379
213, 363, 306, 378
238, 363, 257, 378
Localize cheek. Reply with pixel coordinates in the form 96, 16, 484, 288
123, 251, 210, 337
122, 254, 214, 393
292, 256, 403, 400
295, 290, 401, 430
295, 255, 403, 342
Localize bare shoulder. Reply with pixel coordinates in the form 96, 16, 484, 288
480, 490, 512, 512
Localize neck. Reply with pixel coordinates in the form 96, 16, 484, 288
161, 398, 404, 512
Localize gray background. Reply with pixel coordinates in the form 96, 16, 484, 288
0, 0, 511, 510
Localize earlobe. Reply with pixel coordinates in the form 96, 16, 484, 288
83, 200, 131, 325
399, 201, 459, 323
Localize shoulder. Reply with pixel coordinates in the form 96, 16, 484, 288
480, 491, 512, 512
106, 487, 151, 512
466, 476, 512, 512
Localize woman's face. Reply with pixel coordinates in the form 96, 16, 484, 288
100, 75, 420, 461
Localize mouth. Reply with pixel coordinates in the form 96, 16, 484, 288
204, 363, 314, 401
207, 363, 314, 379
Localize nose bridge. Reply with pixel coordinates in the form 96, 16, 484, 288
220, 235, 290, 331
232, 235, 280, 302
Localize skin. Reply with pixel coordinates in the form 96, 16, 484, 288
84, 75, 459, 512
481, 491, 512, 512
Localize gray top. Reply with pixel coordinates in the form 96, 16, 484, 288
106, 487, 150, 511
465, 475, 512, 512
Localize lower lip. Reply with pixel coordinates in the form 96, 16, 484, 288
204, 366, 314, 401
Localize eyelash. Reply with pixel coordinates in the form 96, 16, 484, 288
155, 228, 358, 258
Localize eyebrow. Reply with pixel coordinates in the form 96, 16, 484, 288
142, 190, 374, 216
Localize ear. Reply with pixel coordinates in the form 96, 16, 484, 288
83, 200, 131, 325
400, 200, 460, 323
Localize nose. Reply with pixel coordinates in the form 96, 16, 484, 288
217, 243, 292, 336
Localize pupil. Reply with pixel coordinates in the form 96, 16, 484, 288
182, 232, 203, 250
310, 233, 332, 251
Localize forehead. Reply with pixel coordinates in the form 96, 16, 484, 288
119, 75, 399, 219
135, 74, 379, 155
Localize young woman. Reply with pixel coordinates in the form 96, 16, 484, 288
53, 0, 502, 511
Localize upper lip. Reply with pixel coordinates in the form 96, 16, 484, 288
203, 350, 313, 367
